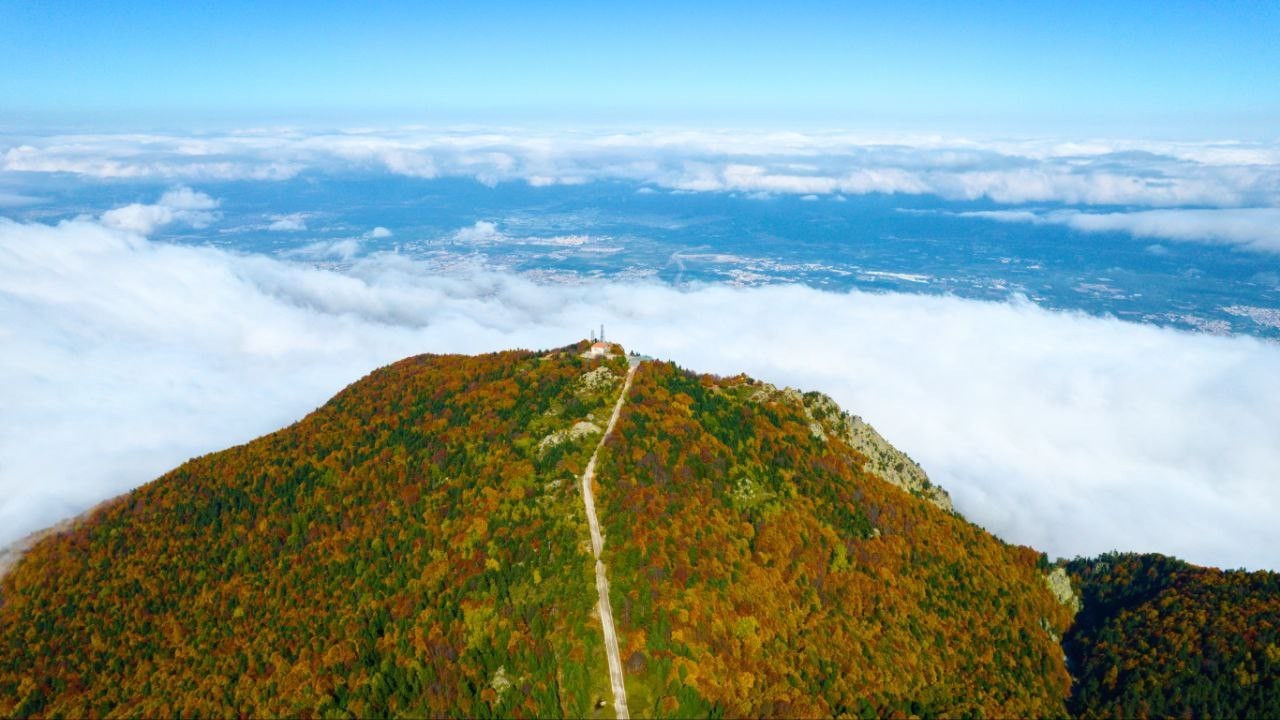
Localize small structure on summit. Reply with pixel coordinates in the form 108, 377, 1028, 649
584, 323, 615, 358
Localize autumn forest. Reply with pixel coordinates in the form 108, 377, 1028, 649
1, 343, 1276, 718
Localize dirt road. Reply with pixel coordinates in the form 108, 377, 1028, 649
579, 363, 636, 719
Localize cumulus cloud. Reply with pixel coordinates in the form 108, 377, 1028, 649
365, 226, 392, 239
4, 128, 1280, 208
99, 186, 220, 234
157, 186, 220, 211
450, 220, 503, 244
3, 216, 1280, 571
962, 207, 1280, 253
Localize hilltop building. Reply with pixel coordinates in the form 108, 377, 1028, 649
585, 323, 613, 357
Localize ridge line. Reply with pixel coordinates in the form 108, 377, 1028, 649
578, 362, 636, 720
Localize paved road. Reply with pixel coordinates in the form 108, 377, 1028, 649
579, 363, 636, 720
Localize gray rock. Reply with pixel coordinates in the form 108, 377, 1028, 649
1043, 566, 1082, 613
749, 384, 954, 513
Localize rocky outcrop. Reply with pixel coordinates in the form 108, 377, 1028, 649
577, 366, 618, 394
751, 385, 954, 513
837, 412, 953, 513
537, 421, 602, 453
1044, 566, 1082, 613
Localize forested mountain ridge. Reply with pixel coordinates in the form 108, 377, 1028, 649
1, 344, 1276, 718
1064, 553, 1280, 718
590, 361, 1074, 717
1, 346, 632, 717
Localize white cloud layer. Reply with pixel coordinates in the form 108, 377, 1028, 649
98, 186, 220, 234
4, 128, 1280, 208
3, 216, 1280, 570
964, 207, 1280, 253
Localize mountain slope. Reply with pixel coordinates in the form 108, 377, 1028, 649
7, 345, 1270, 718
592, 362, 1074, 717
1, 347, 632, 717
1065, 552, 1280, 717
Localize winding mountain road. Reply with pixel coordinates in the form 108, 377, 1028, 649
579, 362, 636, 720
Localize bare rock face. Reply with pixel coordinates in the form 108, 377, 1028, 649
537, 421, 602, 453
1043, 566, 1082, 613
577, 366, 618, 394
751, 384, 953, 513
837, 413, 954, 514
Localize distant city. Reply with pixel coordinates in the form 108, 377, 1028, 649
11, 173, 1277, 338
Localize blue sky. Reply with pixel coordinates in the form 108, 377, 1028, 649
2, 1, 1278, 135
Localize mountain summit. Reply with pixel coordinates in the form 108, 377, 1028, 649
1, 343, 1276, 718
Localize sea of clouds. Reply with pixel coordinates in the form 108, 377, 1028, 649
6, 127, 1280, 256
2, 192, 1279, 570
7, 129, 1278, 201
959, 207, 1280, 254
